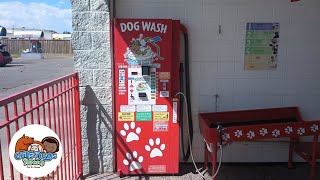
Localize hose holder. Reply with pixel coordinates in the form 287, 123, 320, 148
217, 122, 224, 146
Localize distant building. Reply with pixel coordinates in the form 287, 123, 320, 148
1, 27, 57, 39
13, 30, 44, 39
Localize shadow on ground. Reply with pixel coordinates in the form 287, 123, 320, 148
1, 64, 25, 67
84, 162, 320, 180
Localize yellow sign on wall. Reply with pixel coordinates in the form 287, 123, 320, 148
153, 112, 169, 121
118, 112, 134, 121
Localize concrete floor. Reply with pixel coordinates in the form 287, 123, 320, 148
85, 162, 320, 180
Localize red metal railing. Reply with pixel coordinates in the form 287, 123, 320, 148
0, 72, 82, 180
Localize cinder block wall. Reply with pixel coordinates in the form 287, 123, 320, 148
71, 0, 113, 175
116, 0, 320, 162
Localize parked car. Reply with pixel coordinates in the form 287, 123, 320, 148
0, 44, 12, 67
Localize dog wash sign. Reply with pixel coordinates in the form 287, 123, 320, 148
119, 21, 168, 33
9, 124, 62, 178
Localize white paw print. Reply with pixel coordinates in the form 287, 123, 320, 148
311, 124, 319, 132
297, 127, 305, 135
247, 131, 255, 139
145, 138, 165, 158
123, 151, 143, 171
120, 122, 141, 142
285, 126, 293, 134
272, 129, 280, 137
259, 128, 268, 136
222, 133, 230, 141
234, 130, 243, 138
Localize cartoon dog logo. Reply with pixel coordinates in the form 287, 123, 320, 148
15, 134, 34, 152
9, 124, 62, 178
14, 134, 60, 168
124, 34, 163, 64
15, 135, 60, 153
129, 39, 149, 56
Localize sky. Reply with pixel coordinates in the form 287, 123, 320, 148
0, 0, 72, 33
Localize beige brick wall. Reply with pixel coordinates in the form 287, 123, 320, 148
116, 0, 320, 162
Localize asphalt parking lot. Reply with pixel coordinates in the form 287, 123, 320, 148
0, 56, 74, 99
0, 56, 74, 179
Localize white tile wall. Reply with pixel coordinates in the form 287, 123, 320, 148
117, 0, 320, 162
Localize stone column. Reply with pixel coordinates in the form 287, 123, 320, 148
71, 0, 113, 175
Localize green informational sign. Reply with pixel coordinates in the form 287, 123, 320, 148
136, 112, 152, 121
244, 23, 280, 70
246, 31, 275, 39
245, 47, 273, 55
245, 39, 271, 47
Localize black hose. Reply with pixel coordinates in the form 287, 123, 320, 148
179, 62, 185, 159
179, 29, 193, 162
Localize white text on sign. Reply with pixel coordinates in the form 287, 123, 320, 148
120, 22, 168, 33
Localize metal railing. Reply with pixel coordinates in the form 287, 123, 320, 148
0, 72, 82, 180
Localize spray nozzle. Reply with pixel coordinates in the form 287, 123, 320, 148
217, 122, 223, 132
217, 122, 224, 146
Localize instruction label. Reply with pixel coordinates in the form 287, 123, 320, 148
120, 105, 136, 112
152, 105, 167, 112
148, 165, 166, 173
118, 112, 134, 121
173, 101, 177, 123
118, 68, 126, 95
244, 22, 280, 70
136, 112, 152, 121
159, 72, 170, 79
153, 112, 169, 121
136, 105, 152, 112
153, 121, 168, 131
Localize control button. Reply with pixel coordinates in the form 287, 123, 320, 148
163, 83, 166, 90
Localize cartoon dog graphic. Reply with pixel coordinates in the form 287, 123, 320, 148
15, 134, 34, 152
129, 39, 148, 56
15, 134, 45, 152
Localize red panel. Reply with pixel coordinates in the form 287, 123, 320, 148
114, 19, 180, 175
